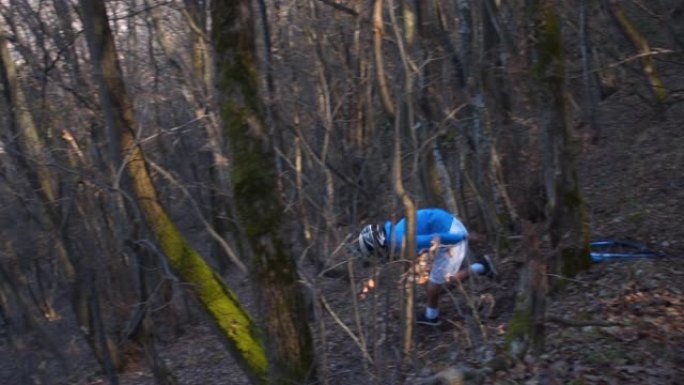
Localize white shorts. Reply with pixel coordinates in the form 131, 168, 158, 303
428, 241, 468, 285
428, 220, 469, 285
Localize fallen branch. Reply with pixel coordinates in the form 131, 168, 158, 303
318, 0, 359, 16
608, 48, 674, 68
546, 316, 623, 327
319, 294, 374, 365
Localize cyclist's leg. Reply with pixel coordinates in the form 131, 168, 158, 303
428, 248, 451, 286
442, 241, 468, 283
424, 242, 468, 311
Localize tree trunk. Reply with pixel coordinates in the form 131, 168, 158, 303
373, 0, 396, 118
0, 23, 75, 280
579, 0, 601, 140
413, 0, 458, 213
211, 0, 316, 383
309, 10, 341, 273
506, 222, 547, 357
129, 242, 179, 385
387, 0, 417, 368
506, 0, 591, 357
605, 0, 668, 103
532, 1, 591, 280
78, 1, 268, 384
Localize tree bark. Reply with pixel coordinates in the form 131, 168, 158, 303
413, 0, 458, 213
506, 222, 547, 357
579, 0, 601, 139
506, 0, 591, 357
373, 0, 396, 118
211, 0, 316, 383
533, 1, 591, 279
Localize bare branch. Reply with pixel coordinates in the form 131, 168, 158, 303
318, 0, 359, 17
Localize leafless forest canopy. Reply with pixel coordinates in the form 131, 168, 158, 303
0, 0, 682, 384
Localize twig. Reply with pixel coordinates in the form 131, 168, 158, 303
545, 273, 584, 284
455, 279, 487, 344
608, 49, 674, 68
147, 160, 247, 272
319, 294, 374, 365
546, 316, 623, 327
347, 258, 369, 361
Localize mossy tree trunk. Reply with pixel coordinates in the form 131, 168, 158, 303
505, 222, 548, 357
211, 0, 316, 383
507, 0, 590, 357
533, 0, 591, 280
79, 1, 268, 384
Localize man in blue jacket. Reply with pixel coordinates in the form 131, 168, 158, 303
358, 208, 496, 326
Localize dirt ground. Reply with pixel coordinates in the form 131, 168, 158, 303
1, 85, 683, 385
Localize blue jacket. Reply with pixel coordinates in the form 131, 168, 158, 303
383, 208, 468, 253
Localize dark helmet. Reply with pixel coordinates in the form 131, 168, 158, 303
358, 224, 386, 257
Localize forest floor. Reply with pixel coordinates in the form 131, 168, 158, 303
1, 89, 683, 384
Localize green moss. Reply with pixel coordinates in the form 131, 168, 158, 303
555, 175, 592, 280
627, 211, 644, 225
212, 3, 316, 382
533, 3, 565, 88
505, 306, 532, 353
153, 214, 269, 382
496, 235, 511, 255
495, 212, 514, 253
577, 309, 591, 321
563, 185, 583, 209
561, 246, 590, 277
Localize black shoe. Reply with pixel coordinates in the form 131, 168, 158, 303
416, 313, 442, 326
481, 254, 499, 280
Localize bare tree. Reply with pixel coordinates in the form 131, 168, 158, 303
211, 0, 317, 382
0, 18, 73, 280
506, 221, 548, 357
579, 0, 601, 140
605, 0, 668, 104
144, 0, 244, 272
373, 0, 396, 118
1, 14, 124, 379
506, 0, 590, 358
